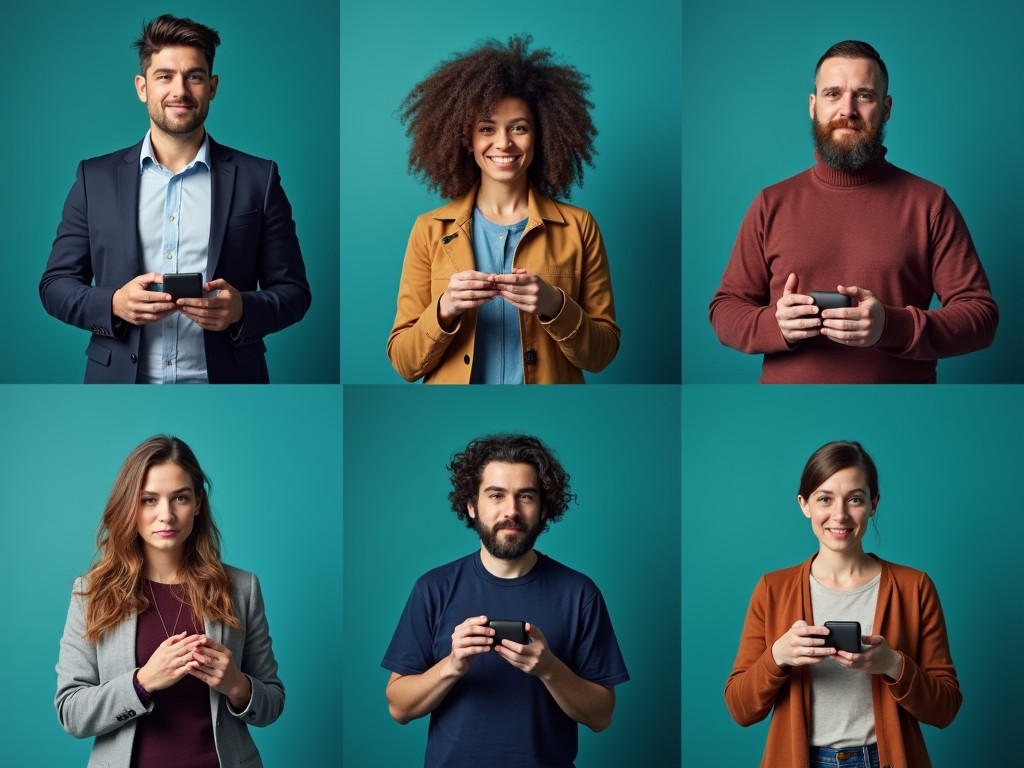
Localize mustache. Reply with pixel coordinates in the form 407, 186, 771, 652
492, 519, 528, 534
824, 117, 865, 131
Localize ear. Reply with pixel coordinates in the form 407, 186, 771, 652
135, 74, 147, 103
797, 494, 811, 519
882, 94, 892, 123
209, 73, 219, 100
466, 500, 477, 520
870, 494, 881, 516
808, 93, 816, 121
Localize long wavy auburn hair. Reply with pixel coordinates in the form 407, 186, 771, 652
78, 436, 240, 644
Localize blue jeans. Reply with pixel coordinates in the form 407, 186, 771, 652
809, 744, 880, 768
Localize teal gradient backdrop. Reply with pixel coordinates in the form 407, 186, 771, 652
340, 0, 682, 384
0, 386, 342, 765
2, 0, 339, 383
681, 385, 1023, 765
342, 386, 680, 765
683, 0, 1022, 382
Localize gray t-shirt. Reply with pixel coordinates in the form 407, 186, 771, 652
809, 572, 880, 747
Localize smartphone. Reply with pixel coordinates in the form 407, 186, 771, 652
808, 291, 852, 311
824, 621, 862, 653
162, 272, 204, 301
488, 620, 528, 646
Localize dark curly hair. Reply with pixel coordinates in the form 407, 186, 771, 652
400, 35, 597, 200
447, 434, 576, 531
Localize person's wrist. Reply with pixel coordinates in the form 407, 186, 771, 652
133, 669, 152, 702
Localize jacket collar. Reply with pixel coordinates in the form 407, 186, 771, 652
431, 183, 567, 231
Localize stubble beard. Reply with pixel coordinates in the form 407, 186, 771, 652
811, 116, 886, 170
149, 98, 208, 137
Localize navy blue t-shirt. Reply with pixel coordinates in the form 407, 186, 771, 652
382, 551, 629, 768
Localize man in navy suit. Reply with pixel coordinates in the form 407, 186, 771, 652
40, 14, 311, 383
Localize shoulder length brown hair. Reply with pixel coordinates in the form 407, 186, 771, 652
78, 435, 240, 644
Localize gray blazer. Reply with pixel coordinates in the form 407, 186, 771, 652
55, 566, 284, 768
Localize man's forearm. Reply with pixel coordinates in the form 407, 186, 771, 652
538, 656, 615, 732
385, 659, 460, 724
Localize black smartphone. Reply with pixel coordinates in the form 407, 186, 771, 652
162, 272, 204, 301
808, 290, 852, 311
824, 621, 862, 653
488, 620, 527, 646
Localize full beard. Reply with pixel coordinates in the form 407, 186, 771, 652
474, 515, 542, 561
811, 116, 885, 170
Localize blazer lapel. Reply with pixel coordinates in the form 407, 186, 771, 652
118, 145, 143, 276
207, 138, 235, 279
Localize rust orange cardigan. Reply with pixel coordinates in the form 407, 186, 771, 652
725, 556, 961, 768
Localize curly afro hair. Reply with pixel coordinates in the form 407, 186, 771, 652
447, 434, 576, 532
400, 35, 597, 201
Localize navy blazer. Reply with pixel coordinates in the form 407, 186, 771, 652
39, 136, 312, 383
55, 567, 284, 768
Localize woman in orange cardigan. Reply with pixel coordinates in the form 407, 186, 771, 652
725, 441, 960, 768
386, 35, 619, 384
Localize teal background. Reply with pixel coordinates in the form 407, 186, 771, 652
0, 386, 342, 765
2, 0, 339, 383
683, 0, 1022, 382
342, 386, 681, 765
340, 0, 682, 384
681, 385, 1023, 765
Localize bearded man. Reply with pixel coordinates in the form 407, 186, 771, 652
709, 40, 997, 383
382, 433, 629, 768
40, 14, 311, 383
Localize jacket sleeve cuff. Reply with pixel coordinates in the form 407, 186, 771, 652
539, 289, 582, 341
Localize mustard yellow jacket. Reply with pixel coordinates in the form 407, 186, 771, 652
387, 186, 619, 383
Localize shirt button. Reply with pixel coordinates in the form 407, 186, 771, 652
168, 215, 175, 221
165, 252, 173, 260
166, 360, 173, 366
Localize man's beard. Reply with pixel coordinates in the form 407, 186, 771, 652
148, 98, 208, 136
811, 116, 885, 170
474, 515, 542, 561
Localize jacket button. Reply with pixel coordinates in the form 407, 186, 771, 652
130, 354, 137, 364
463, 355, 470, 365
524, 348, 537, 365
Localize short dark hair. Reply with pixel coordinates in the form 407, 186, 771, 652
400, 35, 597, 200
814, 40, 888, 93
798, 440, 880, 502
133, 14, 221, 75
447, 434, 576, 531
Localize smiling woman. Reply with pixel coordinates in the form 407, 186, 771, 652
54, 435, 283, 768
386, 35, 620, 384
724, 441, 961, 768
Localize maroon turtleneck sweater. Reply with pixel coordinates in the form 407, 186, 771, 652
709, 150, 998, 383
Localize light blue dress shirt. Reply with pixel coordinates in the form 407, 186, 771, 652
137, 131, 212, 383
469, 209, 528, 384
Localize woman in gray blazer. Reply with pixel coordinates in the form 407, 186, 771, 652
55, 436, 284, 768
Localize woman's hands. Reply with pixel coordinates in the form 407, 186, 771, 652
136, 631, 203, 693
136, 632, 251, 709
438, 268, 563, 329
832, 635, 904, 679
188, 635, 253, 709
771, 620, 836, 668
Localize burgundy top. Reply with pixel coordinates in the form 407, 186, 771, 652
710, 149, 998, 382
130, 580, 219, 768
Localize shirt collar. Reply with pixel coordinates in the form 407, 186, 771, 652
139, 130, 211, 173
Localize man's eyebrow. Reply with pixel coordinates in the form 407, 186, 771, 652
152, 67, 209, 76
482, 485, 539, 494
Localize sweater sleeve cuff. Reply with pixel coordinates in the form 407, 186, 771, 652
876, 306, 914, 351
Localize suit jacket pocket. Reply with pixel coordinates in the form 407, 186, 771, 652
85, 338, 112, 366
228, 209, 261, 229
